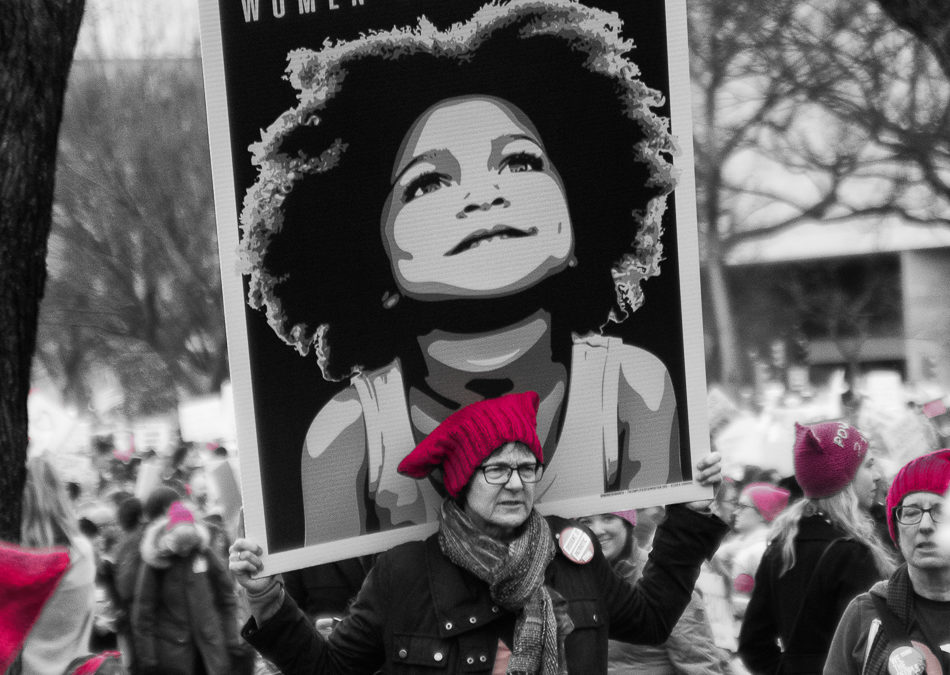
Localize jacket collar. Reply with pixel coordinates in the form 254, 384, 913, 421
424, 535, 508, 639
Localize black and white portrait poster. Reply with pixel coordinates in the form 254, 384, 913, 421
198, 0, 710, 574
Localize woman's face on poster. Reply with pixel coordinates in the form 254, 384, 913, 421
381, 95, 574, 300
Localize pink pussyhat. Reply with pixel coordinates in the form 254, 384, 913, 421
741, 483, 791, 523
793, 421, 868, 498
611, 510, 638, 527
166, 501, 195, 530
0, 542, 70, 672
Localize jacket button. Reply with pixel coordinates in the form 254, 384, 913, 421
479, 655, 488, 663
491, 605, 500, 613
466, 657, 475, 665
398, 648, 408, 659
592, 613, 598, 622
433, 651, 444, 662
445, 621, 453, 630
469, 616, 477, 624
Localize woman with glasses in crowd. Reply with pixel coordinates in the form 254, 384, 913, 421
229, 392, 727, 674
738, 422, 897, 674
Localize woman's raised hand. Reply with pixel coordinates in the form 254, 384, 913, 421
228, 538, 273, 594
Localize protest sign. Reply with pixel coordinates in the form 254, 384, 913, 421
198, 0, 709, 573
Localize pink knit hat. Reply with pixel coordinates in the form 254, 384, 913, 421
885, 449, 950, 543
741, 483, 791, 522
612, 510, 638, 527
397, 392, 543, 497
0, 542, 70, 672
166, 501, 195, 530
793, 421, 868, 498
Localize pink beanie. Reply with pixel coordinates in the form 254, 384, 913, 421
742, 482, 791, 522
0, 542, 70, 672
885, 449, 950, 543
166, 501, 195, 530
793, 422, 868, 498
612, 510, 638, 528
398, 392, 543, 497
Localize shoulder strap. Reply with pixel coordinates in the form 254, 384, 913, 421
784, 537, 849, 650
869, 593, 909, 643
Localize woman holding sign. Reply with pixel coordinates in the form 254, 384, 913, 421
230, 392, 727, 673
241, 0, 691, 544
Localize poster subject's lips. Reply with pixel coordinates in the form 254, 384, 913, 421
446, 225, 538, 256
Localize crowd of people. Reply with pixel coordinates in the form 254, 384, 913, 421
4, 390, 950, 674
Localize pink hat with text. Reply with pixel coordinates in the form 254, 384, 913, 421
793, 422, 868, 498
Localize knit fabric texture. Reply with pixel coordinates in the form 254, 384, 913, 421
0, 542, 70, 672
612, 510, 638, 527
397, 391, 543, 497
742, 482, 791, 523
793, 421, 868, 498
885, 448, 950, 543
438, 500, 570, 674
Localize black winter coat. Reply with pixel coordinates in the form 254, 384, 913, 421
243, 505, 727, 674
133, 522, 240, 675
738, 515, 884, 674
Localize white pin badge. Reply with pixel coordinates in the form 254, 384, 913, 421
558, 526, 594, 564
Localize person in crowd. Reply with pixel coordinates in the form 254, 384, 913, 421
133, 500, 242, 675
19, 454, 98, 673
579, 510, 728, 674
229, 391, 728, 673
824, 448, 950, 674
111, 496, 144, 670
738, 421, 897, 674
715, 482, 790, 619
241, 0, 685, 544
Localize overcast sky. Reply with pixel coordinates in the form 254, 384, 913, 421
75, 0, 200, 59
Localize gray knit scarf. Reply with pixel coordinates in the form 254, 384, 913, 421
438, 500, 573, 675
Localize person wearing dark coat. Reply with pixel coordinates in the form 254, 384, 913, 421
230, 392, 728, 674
738, 422, 897, 674
133, 501, 241, 675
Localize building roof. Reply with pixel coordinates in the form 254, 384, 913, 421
725, 214, 950, 266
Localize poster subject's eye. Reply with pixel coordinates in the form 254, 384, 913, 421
403, 172, 452, 203
501, 151, 544, 173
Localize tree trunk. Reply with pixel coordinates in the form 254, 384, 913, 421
876, 0, 950, 79
0, 1, 85, 541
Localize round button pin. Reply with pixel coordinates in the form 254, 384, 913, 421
558, 526, 594, 564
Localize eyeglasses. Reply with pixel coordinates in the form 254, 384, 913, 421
479, 463, 544, 485
894, 504, 946, 526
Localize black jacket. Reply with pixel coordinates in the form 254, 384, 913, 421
738, 515, 883, 674
243, 505, 727, 674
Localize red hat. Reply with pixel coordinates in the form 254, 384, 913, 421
793, 422, 868, 498
397, 392, 543, 497
885, 449, 950, 543
0, 542, 70, 672
166, 501, 195, 530
741, 483, 791, 523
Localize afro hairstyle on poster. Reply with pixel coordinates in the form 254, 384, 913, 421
240, 0, 678, 381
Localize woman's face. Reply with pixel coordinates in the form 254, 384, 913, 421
731, 497, 765, 534
578, 514, 629, 563
463, 442, 539, 539
851, 453, 880, 511
381, 95, 574, 300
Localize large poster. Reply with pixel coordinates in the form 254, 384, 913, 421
198, 0, 710, 575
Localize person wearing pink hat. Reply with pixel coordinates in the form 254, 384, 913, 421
712, 482, 791, 626
18, 454, 98, 674
825, 448, 950, 674
739, 421, 897, 674
230, 391, 728, 674
132, 500, 245, 675
579, 510, 727, 673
